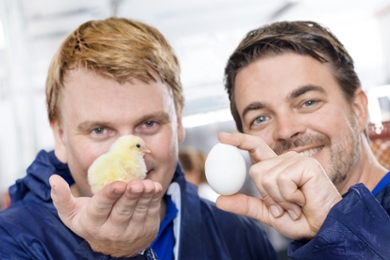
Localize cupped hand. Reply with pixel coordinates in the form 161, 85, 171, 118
49, 175, 163, 257
216, 132, 342, 240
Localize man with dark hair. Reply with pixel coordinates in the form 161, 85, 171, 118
218, 21, 390, 259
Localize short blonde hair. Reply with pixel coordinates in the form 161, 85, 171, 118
46, 17, 183, 123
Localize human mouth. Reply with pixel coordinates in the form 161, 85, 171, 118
299, 146, 323, 157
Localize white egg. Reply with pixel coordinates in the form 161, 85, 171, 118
205, 143, 247, 195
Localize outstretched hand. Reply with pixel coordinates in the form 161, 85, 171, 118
49, 175, 163, 257
216, 132, 342, 240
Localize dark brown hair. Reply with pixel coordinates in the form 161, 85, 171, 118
224, 21, 361, 132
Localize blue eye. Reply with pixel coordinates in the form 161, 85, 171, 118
303, 100, 317, 107
254, 116, 267, 124
145, 121, 155, 127
136, 120, 160, 134
93, 127, 105, 134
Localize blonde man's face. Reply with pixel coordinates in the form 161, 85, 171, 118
51, 68, 185, 196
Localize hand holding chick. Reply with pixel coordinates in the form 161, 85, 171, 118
88, 135, 150, 194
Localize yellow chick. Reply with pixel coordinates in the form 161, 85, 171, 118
88, 135, 150, 194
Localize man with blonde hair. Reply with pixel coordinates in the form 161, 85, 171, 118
0, 17, 277, 259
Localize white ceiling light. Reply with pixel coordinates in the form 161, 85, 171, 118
0, 19, 5, 49
183, 108, 233, 128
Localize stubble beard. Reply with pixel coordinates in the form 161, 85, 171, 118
273, 117, 361, 189
327, 117, 361, 188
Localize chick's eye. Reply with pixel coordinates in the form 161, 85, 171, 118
136, 143, 141, 148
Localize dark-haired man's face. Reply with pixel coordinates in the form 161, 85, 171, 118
234, 52, 368, 194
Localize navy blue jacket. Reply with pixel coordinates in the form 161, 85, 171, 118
0, 150, 277, 259
289, 180, 390, 259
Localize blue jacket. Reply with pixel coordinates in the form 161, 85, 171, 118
289, 180, 390, 259
0, 150, 277, 259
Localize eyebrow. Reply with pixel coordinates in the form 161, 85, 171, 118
242, 102, 267, 119
77, 111, 171, 132
136, 111, 171, 124
78, 121, 111, 132
288, 85, 326, 100
241, 85, 327, 119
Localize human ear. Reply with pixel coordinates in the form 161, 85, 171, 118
352, 88, 369, 132
176, 102, 186, 143
50, 120, 68, 163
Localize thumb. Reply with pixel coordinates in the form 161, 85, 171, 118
218, 132, 277, 162
216, 194, 273, 226
49, 174, 76, 220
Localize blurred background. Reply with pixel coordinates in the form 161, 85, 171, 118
1, 0, 390, 258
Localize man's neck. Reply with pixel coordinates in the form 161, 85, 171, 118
160, 196, 167, 221
339, 136, 388, 195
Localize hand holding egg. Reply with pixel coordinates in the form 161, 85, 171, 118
205, 143, 247, 195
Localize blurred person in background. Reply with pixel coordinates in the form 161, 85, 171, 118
179, 147, 219, 202
218, 20, 390, 259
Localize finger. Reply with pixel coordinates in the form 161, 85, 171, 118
108, 180, 148, 225
218, 132, 276, 162
130, 180, 157, 223
277, 176, 305, 221
250, 156, 304, 220
271, 153, 307, 208
218, 133, 304, 220
146, 182, 164, 218
218, 132, 302, 219
216, 194, 273, 226
277, 170, 306, 208
260, 194, 284, 218
49, 175, 76, 220
254, 180, 301, 220
87, 180, 127, 225
143, 182, 164, 233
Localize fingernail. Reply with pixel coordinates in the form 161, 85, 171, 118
288, 210, 298, 220
113, 188, 123, 195
270, 205, 281, 217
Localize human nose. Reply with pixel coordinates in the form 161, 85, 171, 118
272, 112, 306, 142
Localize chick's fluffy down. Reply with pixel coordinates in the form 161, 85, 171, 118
88, 135, 149, 194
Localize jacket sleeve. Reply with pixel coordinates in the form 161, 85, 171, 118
0, 232, 159, 260
74, 242, 159, 260
288, 183, 390, 260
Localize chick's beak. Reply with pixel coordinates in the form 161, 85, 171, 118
143, 147, 151, 154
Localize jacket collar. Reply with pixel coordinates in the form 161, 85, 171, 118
9, 150, 73, 203
170, 164, 204, 259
